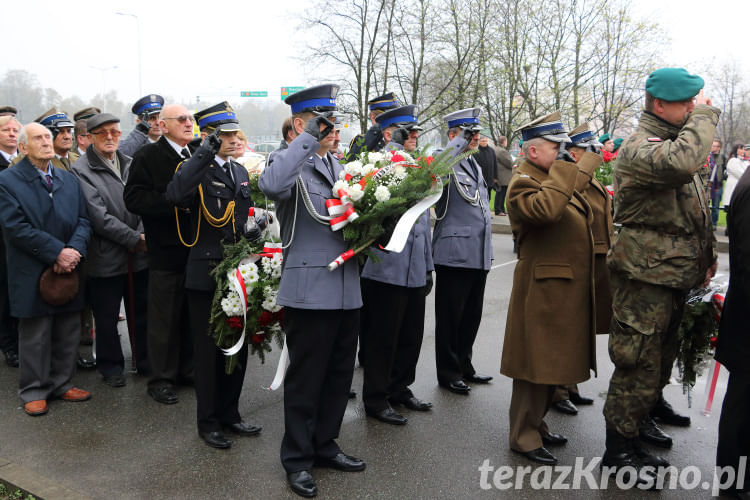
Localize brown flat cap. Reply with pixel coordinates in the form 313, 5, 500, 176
0, 106, 17, 117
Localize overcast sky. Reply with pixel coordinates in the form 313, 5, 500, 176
3, 0, 748, 107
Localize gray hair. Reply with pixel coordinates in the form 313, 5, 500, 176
18, 124, 51, 146
522, 137, 544, 155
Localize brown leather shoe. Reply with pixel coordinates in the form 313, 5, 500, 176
24, 400, 48, 416
61, 387, 91, 402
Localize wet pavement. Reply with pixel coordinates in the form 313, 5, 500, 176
0, 233, 731, 499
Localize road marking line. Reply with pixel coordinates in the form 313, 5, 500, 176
491, 259, 518, 270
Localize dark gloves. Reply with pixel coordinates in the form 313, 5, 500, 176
304, 111, 335, 141
135, 117, 150, 135
243, 215, 263, 243
461, 125, 481, 141
364, 125, 384, 151
424, 271, 433, 296
557, 147, 576, 163
391, 127, 409, 146
202, 130, 222, 156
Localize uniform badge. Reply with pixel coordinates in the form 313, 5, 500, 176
519, 174, 530, 178
647, 137, 662, 142
211, 181, 226, 188
241, 181, 248, 187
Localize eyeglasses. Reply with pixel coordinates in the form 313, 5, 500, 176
163, 115, 195, 124
90, 129, 122, 138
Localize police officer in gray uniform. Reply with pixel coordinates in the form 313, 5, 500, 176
259, 84, 365, 498
119, 94, 164, 157
433, 108, 494, 394
345, 92, 399, 161
360, 105, 433, 426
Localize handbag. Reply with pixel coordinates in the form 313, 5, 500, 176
39, 267, 79, 306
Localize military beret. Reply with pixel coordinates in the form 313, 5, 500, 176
0, 106, 17, 117
598, 133, 611, 144
516, 111, 571, 144
645, 68, 704, 102
613, 138, 624, 152
368, 92, 399, 112
86, 113, 120, 132
193, 102, 240, 133
74, 107, 101, 122
132, 94, 164, 116
285, 84, 339, 114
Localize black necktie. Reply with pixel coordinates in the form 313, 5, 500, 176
322, 156, 334, 180
223, 162, 233, 182
44, 173, 53, 193
180, 148, 190, 159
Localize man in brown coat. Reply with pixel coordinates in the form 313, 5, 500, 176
552, 124, 613, 416
501, 112, 596, 465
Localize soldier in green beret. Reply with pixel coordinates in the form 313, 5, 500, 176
602, 67, 719, 486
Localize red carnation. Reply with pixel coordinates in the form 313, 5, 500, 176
391, 154, 405, 162
273, 308, 285, 324
251, 332, 266, 344
425, 156, 434, 165
225, 316, 243, 330
258, 311, 273, 327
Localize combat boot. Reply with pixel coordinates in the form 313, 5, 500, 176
650, 394, 691, 427
632, 439, 670, 468
601, 429, 659, 489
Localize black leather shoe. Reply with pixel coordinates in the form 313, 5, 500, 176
633, 440, 669, 467
365, 406, 407, 425
639, 417, 672, 448
147, 386, 179, 405
223, 421, 262, 436
463, 374, 493, 384
348, 389, 357, 399
102, 374, 126, 388
287, 470, 317, 498
199, 431, 231, 449
77, 356, 96, 370
542, 432, 568, 446
439, 380, 471, 394
651, 395, 691, 427
315, 452, 366, 472
513, 447, 558, 465
390, 395, 432, 411
552, 399, 578, 415
3, 350, 18, 368
569, 392, 594, 405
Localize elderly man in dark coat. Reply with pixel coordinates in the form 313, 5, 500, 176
0, 123, 91, 416
715, 166, 750, 499
71, 113, 149, 388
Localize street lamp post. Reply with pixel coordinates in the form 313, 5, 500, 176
90, 65, 119, 97
116, 12, 142, 97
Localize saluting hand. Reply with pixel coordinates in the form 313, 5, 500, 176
696, 90, 712, 107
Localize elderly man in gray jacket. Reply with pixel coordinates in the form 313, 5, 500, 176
71, 113, 149, 388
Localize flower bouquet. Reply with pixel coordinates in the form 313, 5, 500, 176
209, 214, 284, 374
324, 147, 469, 270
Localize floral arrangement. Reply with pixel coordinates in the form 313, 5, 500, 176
209, 227, 284, 374
326, 147, 467, 269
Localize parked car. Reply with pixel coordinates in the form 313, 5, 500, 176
254, 142, 278, 158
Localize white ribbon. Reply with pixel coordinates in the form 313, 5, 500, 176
267, 339, 289, 390
221, 255, 259, 356
383, 178, 444, 252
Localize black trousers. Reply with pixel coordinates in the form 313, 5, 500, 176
281, 307, 359, 473
0, 241, 17, 355
187, 290, 248, 433
89, 270, 148, 377
361, 278, 426, 411
434, 265, 487, 384
717, 369, 750, 494
147, 269, 193, 388
495, 185, 508, 214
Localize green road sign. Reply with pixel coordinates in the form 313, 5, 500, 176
281, 86, 305, 100
240, 91, 268, 97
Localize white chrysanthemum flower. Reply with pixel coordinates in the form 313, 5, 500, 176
345, 161, 363, 176
360, 163, 375, 175
368, 152, 385, 164
332, 180, 349, 197
338, 170, 347, 180
347, 183, 365, 202
221, 290, 244, 316
374, 185, 391, 202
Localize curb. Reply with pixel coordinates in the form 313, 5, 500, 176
0, 457, 92, 500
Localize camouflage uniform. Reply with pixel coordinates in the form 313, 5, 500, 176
603, 105, 719, 437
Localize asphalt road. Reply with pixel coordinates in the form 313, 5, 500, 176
0, 233, 732, 499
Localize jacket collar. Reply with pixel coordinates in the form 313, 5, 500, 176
312, 152, 337, 186
85, 145, 131, 173
14, 156, 67, 192
639, 111, 682, 140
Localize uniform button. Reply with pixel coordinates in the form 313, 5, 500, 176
303, 144, 309, 150
206, 252, 211, 256
302, 261, 307, 265
33, 248, 39, 254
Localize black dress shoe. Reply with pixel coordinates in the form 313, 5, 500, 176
3, 350, 18, 368
639, 417, 672, 448
569, 392, 594, 405
199, 431, 231, 449
513, 447, 558, 465
314, 452, 366, 472
552, 399, 578, 415
633, 440, 669, 467
77, 356, 96, 370
439, 380, 471, 394
650, 395, 691, 427
223, 421, 262, 436
390, 395, 432, 411
147, 386, 178, 405
542, 432, 568, 446
463, 374, 493, 384
102, 374, 126, 387
287, 470, 317, 498
365, 406, 407, 425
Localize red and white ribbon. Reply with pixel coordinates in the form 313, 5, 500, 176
221, 255, 260, 356
257, 242, 283, 258
325, 199, 359, 231
327, 249, 356, 271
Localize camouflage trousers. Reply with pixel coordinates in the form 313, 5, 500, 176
603, 271, 686, 438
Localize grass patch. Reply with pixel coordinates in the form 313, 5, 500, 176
0, 482, 36, 500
